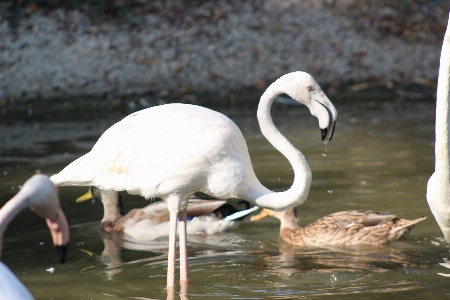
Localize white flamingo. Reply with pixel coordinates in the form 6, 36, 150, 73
427, 13, 450, 241
50, 71, 337, 287
0, 174, 70, 299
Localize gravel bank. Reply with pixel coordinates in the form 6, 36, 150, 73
0, 0, 447, 100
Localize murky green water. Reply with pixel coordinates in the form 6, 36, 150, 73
1, 95, 449, 299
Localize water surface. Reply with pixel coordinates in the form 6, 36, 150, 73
0, 94, 448, 299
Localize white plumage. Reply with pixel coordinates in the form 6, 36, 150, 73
427, 13, 450, 241
50, 71, 337, 287
52, 104, 254, 202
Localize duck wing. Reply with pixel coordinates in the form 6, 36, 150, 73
298, 211, 425, 246
325, 210, 397, 228
186, 199, 228, 217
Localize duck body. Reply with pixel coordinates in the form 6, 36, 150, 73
252, 208, 426, 246
78, 187, 257, 241
120, 201, 250, 240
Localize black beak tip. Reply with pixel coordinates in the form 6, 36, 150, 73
321, 128, 328, 142
56, 245, 68, 265
321, 121, 337, 143
329, 121, 336, 141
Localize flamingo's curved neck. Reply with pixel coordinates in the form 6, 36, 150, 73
435, 17, 450, 192
0, 195, 27, 259
252, 80, 312, 211
427, 14, 450, 241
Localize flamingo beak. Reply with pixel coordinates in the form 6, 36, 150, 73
45, 206, 70, 264
320, 104, 337, 143
311, 91, 337, 144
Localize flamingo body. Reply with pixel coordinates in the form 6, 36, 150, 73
52, 104, 257, 206
50, 71, 338, 287
0, 263, 34, 299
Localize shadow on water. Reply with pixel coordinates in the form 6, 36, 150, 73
2, 89, 450, 299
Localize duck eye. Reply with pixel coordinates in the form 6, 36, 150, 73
307, 85, 314, 92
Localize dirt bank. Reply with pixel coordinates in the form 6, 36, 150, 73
0, 0, 447, 100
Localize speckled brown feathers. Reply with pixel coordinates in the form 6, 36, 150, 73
252, 208, 426, 246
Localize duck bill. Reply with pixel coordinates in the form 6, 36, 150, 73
75, 188, 94, 203
45, 206, 70, 264
250, 208, 270, 222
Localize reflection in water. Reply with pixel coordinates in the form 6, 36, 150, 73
76, 227, 253, 299
250, 240, 427, 297
79, 221, 430, 298
78, 225, 249, 279
437, 259, 450, 277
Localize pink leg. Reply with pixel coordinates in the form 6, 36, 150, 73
167, 209, 178, 287
179, 209, 188, 284
166, 286, 175, 300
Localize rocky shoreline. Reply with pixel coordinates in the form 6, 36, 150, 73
0, 0, 447, 101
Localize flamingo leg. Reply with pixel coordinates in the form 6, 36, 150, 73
179, 209, 188, 284
167, 209, 178, 287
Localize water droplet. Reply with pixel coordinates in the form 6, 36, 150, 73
330, 274, 337, 283
327, 190, 333, 194
322, 153, 327, 157
39, 242, 44, 245
3, 171, 7, 176
277, 178, 281, 181
360, 181, 367, 186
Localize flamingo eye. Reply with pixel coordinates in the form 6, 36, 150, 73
307, 85, 314, 92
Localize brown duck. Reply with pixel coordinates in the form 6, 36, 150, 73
251, 208, 426, 246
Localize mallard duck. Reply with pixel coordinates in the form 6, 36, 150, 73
251, 208, 426, 246
76, 187, 259, 241
50, 71, 337, 287
0, 174, 70, 300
